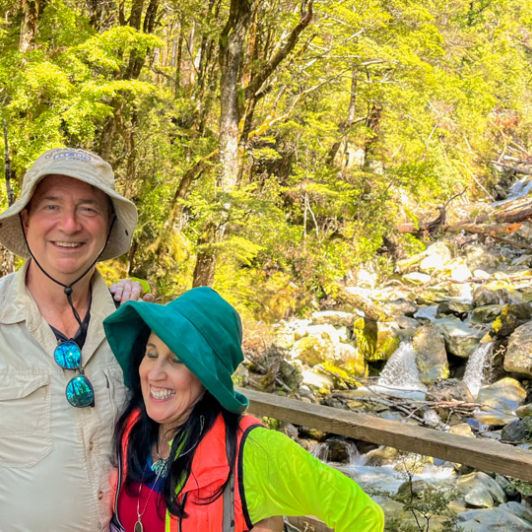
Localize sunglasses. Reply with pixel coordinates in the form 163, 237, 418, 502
54, 341, 95, 408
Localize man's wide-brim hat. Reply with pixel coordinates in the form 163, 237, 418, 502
103, 287, 249, 414
0, 148, 137, 261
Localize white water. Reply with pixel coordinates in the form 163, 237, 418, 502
370, 342, 427, 399
310, 440, 361, 464
413, 305, 438, 320
462, 342, 493, 399
492, 176, 532, 207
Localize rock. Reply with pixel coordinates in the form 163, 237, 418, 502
501, 417, 532, 443
301, 368, 334, 393
496, 476, 519, 498
395, 315, 420, 330
436, 299, 473, 318
450, 423, 474, 437
310, 310, 355, 327
292, 336, 326, 366
435, 317, 483, 358
516, 404, 532, 419
279, 359, 303, 390
324, 437, 357, 463
412, 325, 449, 383
492, 303, 532, 337
403, 272, 432, 285
505, 320, 532, 377
382, 299, 418, 317
465, 244, 503, 272
473, 269, 491, 280
458, 471, 507, 508
395, 479, 431, 503
419, 242, 452, 273
416, 287, 451, 305
475, 378, 527, 426
470, 304, 504, 324
473, 286, 511, 307
353, 319, 400, 362
458, 507, 532, 531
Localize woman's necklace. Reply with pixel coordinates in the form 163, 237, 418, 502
151, 441, 169, 475
135, 456, 167, 532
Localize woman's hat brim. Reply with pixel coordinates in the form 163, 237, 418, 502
104, 298, 249, 414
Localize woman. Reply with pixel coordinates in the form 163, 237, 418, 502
104, 287, 384, 532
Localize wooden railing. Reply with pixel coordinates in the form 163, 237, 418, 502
238, 388, 532, 482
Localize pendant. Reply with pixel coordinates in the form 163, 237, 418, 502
134, 520, 144, 532
150, 458, 168, 475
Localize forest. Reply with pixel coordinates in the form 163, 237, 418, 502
0, 0, 531, 320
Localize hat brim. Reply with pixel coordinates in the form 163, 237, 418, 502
104, 300, 248, 414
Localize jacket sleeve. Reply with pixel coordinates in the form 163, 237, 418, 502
242, 427, 384, 532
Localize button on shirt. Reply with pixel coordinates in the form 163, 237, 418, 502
0, 262, 127, 531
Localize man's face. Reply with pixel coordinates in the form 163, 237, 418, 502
20, 175, 111, 283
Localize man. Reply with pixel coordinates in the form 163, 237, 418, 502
0, 148, 147, 531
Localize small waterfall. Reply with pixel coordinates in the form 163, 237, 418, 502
462, 342, 493, 398
310, 440, 362, 465
310, 442, 329, 461
369, 342, 426, 399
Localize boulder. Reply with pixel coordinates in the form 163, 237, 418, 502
403, 272, 431, 285
491, 303, 532, 337
501, 417, 532, 443
419, 242, 452, 273
311, 310, 355, 327
516, 404, 532, 419
457, 471, 507, 508
473, 286, 511, 307
435, 317, 483, 358
474, 378, 527, 426
458, 507, 532, 531
412, 325, 449, 383
353, 319, 400, 362
471, 304, 504, 324
504, 320, 532, 377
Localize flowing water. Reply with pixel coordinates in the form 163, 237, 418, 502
369, 342, 427, 399
462, 342, 493, 398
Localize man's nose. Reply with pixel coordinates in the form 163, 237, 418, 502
59, 209, 82, 233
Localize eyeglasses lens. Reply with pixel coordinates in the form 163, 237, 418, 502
66, 375, 95, 408
54, 341, 95, 408
54, 341, 82, 369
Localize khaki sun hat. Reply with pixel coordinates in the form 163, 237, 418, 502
0, 148, 137, 261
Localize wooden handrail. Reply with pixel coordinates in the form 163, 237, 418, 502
238, 388, 532, 482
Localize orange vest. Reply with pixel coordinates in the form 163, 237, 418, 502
113, 411, 264, 532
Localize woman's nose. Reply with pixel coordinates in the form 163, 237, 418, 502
148, 360, 166, 380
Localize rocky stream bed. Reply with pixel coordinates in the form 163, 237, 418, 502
238, 197, 532, 531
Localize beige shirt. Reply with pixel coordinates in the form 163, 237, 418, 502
0, 263, 127, 531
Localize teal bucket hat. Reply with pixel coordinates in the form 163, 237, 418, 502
103, 287, 249, 414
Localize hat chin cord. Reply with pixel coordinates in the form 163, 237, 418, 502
19, 215, 116, 332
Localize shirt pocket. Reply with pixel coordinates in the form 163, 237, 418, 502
0, 372, 52, 468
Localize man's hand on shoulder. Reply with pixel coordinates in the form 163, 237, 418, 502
109, 278, 155, 304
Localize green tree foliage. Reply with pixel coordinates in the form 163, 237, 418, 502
0, 0, 531, 318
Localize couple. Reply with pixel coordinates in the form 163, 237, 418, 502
0, 149, 383, 531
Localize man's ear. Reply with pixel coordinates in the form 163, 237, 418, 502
20, 209, 29, 230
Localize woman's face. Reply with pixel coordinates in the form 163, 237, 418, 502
139, 332, 205, 430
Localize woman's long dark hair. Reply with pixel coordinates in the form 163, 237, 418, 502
113, 326, 241, 518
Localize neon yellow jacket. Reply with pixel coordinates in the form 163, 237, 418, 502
242, 426, 384, 531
